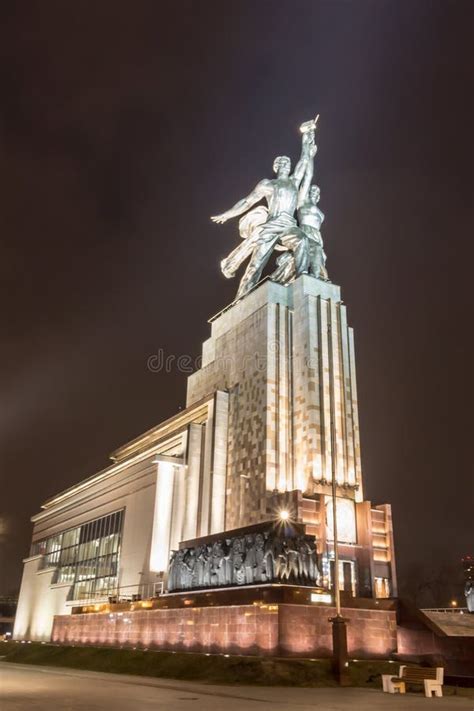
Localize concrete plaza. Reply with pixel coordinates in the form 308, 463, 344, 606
0, 663, 472, 710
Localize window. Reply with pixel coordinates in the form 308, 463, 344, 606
374, 577, 390, 598
325, 497, 357, 544
31, 510, 124, 601
328, 559, 357, 596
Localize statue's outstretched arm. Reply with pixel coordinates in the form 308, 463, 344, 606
211, 180, 271, 224
293, 131, 316, 187
297, 147, 315, 209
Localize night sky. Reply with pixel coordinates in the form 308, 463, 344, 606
1, 1, 472, 599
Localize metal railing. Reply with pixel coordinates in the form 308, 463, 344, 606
68, 581, 164, 606
421, 607, 469, 614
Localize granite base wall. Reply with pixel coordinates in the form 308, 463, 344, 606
397, 625, 474, 676
52, 604, 397, 658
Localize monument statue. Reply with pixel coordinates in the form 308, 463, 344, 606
211, 117, 329, 301
271, 137, 328, 284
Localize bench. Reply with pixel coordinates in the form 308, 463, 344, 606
382, 665, 444, 698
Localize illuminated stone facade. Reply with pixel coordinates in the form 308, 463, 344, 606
14, 274, 398, 647
184, 275, 397, 601
52, 602, 397, 658
188, 276, 362, 528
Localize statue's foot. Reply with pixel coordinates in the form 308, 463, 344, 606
220, 259, 235, 279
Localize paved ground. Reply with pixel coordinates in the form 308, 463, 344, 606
0, 662, 472, 710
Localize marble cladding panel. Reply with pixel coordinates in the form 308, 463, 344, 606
51, 604, 396, 658
348, 328, 362, 498
291, 278, 362, 495
186, 276, 364, 530
210, 391, 230, 534
52, 605, 279, 656
225, 370, 267, 529
190, 302, 277, 530
291, 291, 324, 490
279, 606, 397, 658
397, 626, 474, 675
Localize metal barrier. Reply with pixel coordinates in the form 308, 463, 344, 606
68, 581, 164, 606
422, 607, 469, 614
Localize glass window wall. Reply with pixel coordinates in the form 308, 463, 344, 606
30, 509, 124, 601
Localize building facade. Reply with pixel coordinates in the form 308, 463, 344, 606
14, 275, 397, 643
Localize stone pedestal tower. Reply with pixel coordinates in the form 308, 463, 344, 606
187, 275, 396, 598
187, 275, 362, 524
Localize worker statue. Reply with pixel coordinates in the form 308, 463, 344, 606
211, 117, 320, 302
271, 128, 329, 285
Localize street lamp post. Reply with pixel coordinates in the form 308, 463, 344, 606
329, 414, 349, 685
325, 315, 349, 685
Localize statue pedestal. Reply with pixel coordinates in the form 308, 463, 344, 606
183, 275, 398, 605
186, 275, 363, 531
54, 593, 397, 658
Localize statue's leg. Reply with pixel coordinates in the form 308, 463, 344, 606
307, 231, 329, 281
271, 251, 295, 284
320, 264, 329, 281
307, 241, 322, 280
292, 235, 310, 276
235, 235, 278, 300
221, 227, 260, 279
320, 248, 329, 280
221, 238, 255, 278
279, 230, 310, 278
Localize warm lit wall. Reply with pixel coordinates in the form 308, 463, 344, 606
291, 277, 362, 497
13, 557, 70, 641
397, 626, 474, 676
51, 603, 397, 658
15, 450, 165, 641
16, 392, 229, 640
187, 276, 363, 530
31, 454, 159, 594
188, 281, 288, 528
278, 605, 396, 657
148, 392, 229, 571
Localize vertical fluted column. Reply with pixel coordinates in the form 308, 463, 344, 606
339, 305, 356, 487
329, 300, 346, 486
149, 461, 175, 572
182, 423, 203, 541
319, 296, 333, 483
348, 327, 363, 499
210, 390, 229, 533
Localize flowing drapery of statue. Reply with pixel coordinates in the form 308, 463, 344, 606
211, 116, 329, 302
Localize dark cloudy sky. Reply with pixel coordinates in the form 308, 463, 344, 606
0, 1, 472, 597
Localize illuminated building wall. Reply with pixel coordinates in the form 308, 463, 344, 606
187, 276, 363, 529
30, 510, 124, 602
185, 275, 396, 599
15, 275, 397, 642
14, 392, 228, 641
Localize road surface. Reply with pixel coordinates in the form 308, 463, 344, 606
0, 662, 471, 710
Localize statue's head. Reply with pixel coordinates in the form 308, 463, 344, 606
273, 155, 291, 177
232, 538, 242, 553
310, 185, 320, 204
